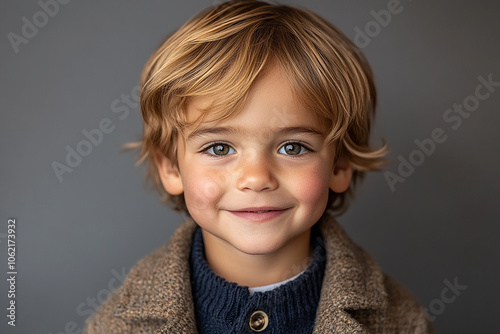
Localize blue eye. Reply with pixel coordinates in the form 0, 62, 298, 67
278, 142, 308, 156
205, 143, 236, 156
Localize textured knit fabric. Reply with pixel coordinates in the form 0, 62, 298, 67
190, 226, 326, 333
248, 268, 304, 295
83, 214, 435, 334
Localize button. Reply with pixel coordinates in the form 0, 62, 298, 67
249, 310, 268, 332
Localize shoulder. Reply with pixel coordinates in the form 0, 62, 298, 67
382, 274, 434, 332
314, 214, 434, 333
341, 275, 434, 333
83, 219, 199, 334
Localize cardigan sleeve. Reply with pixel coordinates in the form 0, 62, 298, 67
82, 288, 171, 334
82, 288, 131, 334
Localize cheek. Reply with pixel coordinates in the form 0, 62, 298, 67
290, 165, 330, 208
183, 171, 226, 211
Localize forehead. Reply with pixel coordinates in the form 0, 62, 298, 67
182, 66, 327, 135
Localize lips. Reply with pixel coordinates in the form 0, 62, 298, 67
236, 207, 285, 212
227, 207, 290, 222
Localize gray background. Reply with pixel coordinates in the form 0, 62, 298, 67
1, 0, 499, 333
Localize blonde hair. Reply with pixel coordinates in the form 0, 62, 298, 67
136, 0, 386, 214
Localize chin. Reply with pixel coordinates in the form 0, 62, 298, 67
231, 237, 285, 256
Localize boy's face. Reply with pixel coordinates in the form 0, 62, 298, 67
157, 66, 352, 256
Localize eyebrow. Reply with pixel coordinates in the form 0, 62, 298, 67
186, 125, 324, 142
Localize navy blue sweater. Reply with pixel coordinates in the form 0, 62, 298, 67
190, 226, 326, 333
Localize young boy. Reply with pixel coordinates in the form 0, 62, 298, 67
84, 1, 433, 333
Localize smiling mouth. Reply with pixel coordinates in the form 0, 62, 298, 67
227, 207, 290, 222
232, 207, 288, 213
247, 210, 272, 213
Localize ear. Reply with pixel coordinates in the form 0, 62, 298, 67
154, 151, 184, 195
329, 156, 353, 193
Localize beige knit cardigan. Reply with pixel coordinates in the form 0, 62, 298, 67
83, 215, 434, 333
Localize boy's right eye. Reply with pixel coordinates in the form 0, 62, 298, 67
203, 143, 236, 156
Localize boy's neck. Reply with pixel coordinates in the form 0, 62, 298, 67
201, 229, 313, 288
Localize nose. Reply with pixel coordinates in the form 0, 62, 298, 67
235, 154, 279, 192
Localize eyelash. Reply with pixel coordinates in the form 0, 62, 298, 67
199, 141, 313, 157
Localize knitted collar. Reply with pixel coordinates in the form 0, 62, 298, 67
189, 226, 326, 333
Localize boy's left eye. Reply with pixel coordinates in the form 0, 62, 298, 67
278, 142, 308, 156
